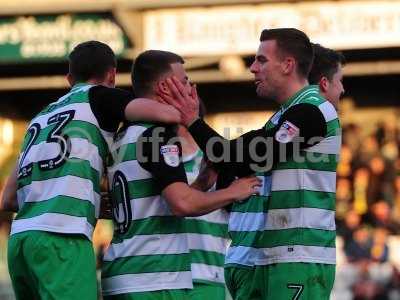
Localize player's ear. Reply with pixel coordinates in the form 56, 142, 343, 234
156, 80, 170, 95
66, 73, 75, 87
106, 67, 116, 87
282, 57, 295, 75
319, 76, 329, 93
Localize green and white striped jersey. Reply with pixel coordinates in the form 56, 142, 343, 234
226, 85, 341, 266
183, 150, 229, 286
101, 123, 192, 296
11, 83, 113, 240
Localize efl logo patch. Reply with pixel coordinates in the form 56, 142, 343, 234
160, 145, 180, 167
275, 121, 300, 143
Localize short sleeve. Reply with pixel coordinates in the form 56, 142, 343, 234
137, 125, 188, 190
89, 86, 134, 132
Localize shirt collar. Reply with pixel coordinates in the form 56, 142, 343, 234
71, 82, 90, 92
280, 85, 320, 111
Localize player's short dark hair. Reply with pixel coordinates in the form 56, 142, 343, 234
68, 41, 116, 82
308, 43, 346, 84
260, 28, 314, 78
132, 50, 184, 97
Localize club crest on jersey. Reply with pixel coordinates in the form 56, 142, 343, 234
160, 145, 180, 167
275, 121, 300, 143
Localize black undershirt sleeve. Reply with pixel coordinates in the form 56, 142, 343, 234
137, 125, 188, 191
89, 85, 134, 132
188, 103, 327, 176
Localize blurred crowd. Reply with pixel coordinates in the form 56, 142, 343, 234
333, 117, 400, 300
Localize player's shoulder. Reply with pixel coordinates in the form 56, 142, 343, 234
140, 123, 178, 139
89, 85, 133, 101
285, 102, 323, 118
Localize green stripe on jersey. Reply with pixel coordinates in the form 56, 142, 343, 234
183, 159, 197, 173
102, 253, 191, 278
16, 196, 96, 226
111, 216, 186, 244
268, 191, 336, 211
190, 249, 225, 267
275, 153, 338, 171
231, 190, 335, 213
17, 158, 100, 193
326, 119, 340, 137
230, 228, 336, 249
185, 218, 228, 238
37, 93, 90, 117
112, 178, 160, 200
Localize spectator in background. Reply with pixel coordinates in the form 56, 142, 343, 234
364, 201, 400, 234
337, 144, 353, 179
353, 227, 393, 300
342, 123, 363, 158
337, 210, 362, 247
353, 167, 370, 216
357, 135, 380, 168
344, 225, 371, 263
370, 227, 389, 263
392, 176, 400, 220
336, 178, 353, 220
367, 156, 387, 206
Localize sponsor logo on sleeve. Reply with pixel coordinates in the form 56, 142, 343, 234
275, 121, 300, 143
160, 145, 180, 167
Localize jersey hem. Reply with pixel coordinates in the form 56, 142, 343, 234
10, 225, 93, 241
101, 283, 193, 296
254, 256, 336, 265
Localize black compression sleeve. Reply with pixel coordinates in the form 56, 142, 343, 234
188, 103, 327, 175
89, 86, 134, 132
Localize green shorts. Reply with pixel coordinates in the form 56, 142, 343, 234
188, 282, 225, 300
8, 230, 97, 300
225, 266, 256, 300
251, 263, 335, 300
104, 289, 190, 300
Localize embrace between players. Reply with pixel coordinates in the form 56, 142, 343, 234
1, 27, 345, 300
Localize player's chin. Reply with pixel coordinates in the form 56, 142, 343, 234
255, 86, 266, 98
257, 90, 274, 102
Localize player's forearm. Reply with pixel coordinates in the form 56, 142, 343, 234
163, 182, 236, 217
125, 98, 180, 123
176, 188, 237, 217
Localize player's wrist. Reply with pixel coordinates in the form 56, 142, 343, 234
185, 116, 200, 128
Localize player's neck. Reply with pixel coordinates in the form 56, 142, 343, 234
137, 90, 155, 98
86, 78, 114, 88
277, 78, 309, 105
177, 126, 199, 157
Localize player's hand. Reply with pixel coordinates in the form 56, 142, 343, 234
227, 176, 261, 202
157, 76, 200, 127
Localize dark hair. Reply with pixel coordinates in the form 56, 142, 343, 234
308, 43, 346, 84
132, 50, 184, 97
260, 28, 314, 78
68, 41, 116, 82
